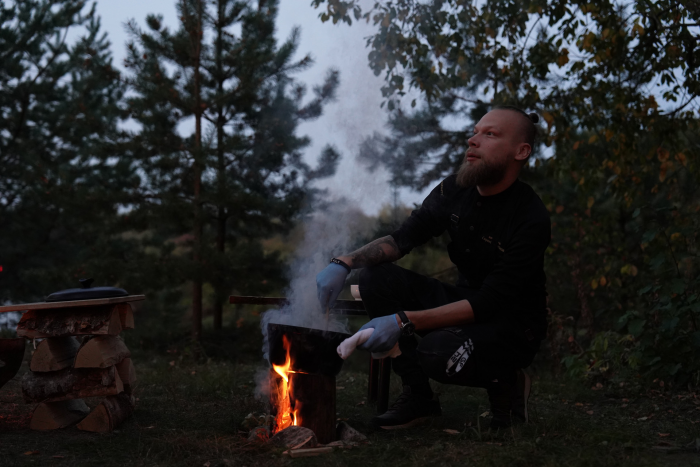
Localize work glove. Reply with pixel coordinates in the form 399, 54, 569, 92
357, 315, 402, 353
316, 262, 349, 310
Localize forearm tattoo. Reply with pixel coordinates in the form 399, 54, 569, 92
348, 236, 402, 268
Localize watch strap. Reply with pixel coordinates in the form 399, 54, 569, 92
397, 310, 410, 326
330, 257, 351, 273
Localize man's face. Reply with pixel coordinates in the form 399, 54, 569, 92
456, 109, 527, 187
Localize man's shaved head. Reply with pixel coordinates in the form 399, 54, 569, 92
493, 105, 539, 151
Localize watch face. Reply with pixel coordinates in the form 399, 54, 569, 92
402, 322, 416, 336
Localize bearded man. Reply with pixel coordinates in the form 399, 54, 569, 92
316, 106, 550, 430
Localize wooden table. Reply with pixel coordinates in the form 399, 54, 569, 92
0, 295, 146, 313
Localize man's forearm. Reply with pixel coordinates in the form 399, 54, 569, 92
338, 235, 403, 269
403, 300, 475, 330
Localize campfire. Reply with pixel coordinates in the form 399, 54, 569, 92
267, 322, 349, 444
271, 336, 299, 431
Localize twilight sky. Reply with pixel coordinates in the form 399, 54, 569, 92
94, 0, 431, 214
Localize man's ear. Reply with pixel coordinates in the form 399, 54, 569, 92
515, 143, 531, 162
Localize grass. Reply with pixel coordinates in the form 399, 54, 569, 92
2, 316, 700, 466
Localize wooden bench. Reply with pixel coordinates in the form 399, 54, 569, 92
229, 295, 392, 414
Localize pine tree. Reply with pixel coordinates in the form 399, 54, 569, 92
0, 1, 130, 302
124, 0, 340, 341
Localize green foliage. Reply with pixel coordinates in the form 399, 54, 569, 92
315, 0, 700, 383
122, 0, 342, 323
0, 0, 132, 301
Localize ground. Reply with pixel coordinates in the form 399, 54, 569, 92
1, 317, 700, 467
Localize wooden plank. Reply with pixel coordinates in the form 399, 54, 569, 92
22, 366, 123, 402
16, 305, 122, 339
228, 296, 367, 314
0, 295, 145, 314
30, 399, 90, 431
30, 336, 81, 372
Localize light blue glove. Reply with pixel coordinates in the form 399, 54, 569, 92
316, 262, 349, 310
357, 315, 402, 353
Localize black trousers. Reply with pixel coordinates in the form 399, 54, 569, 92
358, 264, 540, 391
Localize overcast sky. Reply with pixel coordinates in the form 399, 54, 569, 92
94, 0, 431, 214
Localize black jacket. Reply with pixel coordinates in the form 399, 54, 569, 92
391, 174, 551, 337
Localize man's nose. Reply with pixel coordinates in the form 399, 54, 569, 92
467, 135, 477, 147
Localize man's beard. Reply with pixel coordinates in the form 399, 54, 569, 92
456, 157, 508, 188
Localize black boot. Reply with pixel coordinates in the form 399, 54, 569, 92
371, 385, 442, 430
487, 369, 530, 429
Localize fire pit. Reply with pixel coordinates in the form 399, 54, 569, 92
267, 323, 350, 444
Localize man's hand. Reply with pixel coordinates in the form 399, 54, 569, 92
316, 263, 349, 310
357, 315, 402, 353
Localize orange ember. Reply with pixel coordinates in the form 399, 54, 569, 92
272, 336, 300, 432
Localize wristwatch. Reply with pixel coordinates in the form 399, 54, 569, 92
396, 310, 415, 336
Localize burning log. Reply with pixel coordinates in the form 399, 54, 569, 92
30, 337, 81, 372
269, 335, 338, 444
73, 336, 130, 368
30, 399, 90, 430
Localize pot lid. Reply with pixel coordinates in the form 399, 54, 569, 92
46, 278, 129, 302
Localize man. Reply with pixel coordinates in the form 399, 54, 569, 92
316, 106, 550, 430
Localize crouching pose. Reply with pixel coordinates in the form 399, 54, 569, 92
316, 107, 550, 430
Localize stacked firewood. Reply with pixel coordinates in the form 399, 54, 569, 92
17, 302, 137, 432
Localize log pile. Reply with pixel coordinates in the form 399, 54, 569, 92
19, 301, 138, 432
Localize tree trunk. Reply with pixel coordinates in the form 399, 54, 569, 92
73, 336, 130, 369
22, 366, 123, 402
116, 357, 137, 394
16, 305, 122, 339
30, 336, 80, 372
76, 393, 134, 433
191, 0, 204, 343
213, 0, 227, 331
30, 399, 90, 431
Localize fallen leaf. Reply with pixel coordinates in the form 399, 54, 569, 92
575, 402, 583, 406
586, 411, 594, 415
638, 417, 648, 421
204, 462, 211, 467
169, 361, 175, 366
191, 371, 196, 375
443, 429, 460, 435
336, 386, 345, 390
480, 411, 490, 417
24, 451, 39, 456
355, 401, 365, 406
659, 433, 670, 437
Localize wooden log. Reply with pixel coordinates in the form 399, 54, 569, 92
16, 305, 122, 339
118, 303, 134, 330
115, 357, 136, 394
286, 447, 333, 458
0, 338, 26, 389
30, 399, 90, 430
76, 393, 134, 432
289, 372, 336, 444
74, 336, 130, 368
30, 336, 80, 372
22, 366, 123, 402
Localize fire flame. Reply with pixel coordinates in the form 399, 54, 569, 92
272, 336, 300, 432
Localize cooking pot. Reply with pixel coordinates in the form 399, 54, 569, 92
46, 278, 128, 302
267, 323, 350, 377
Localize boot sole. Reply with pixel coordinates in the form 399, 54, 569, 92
377, 416, 435, 430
